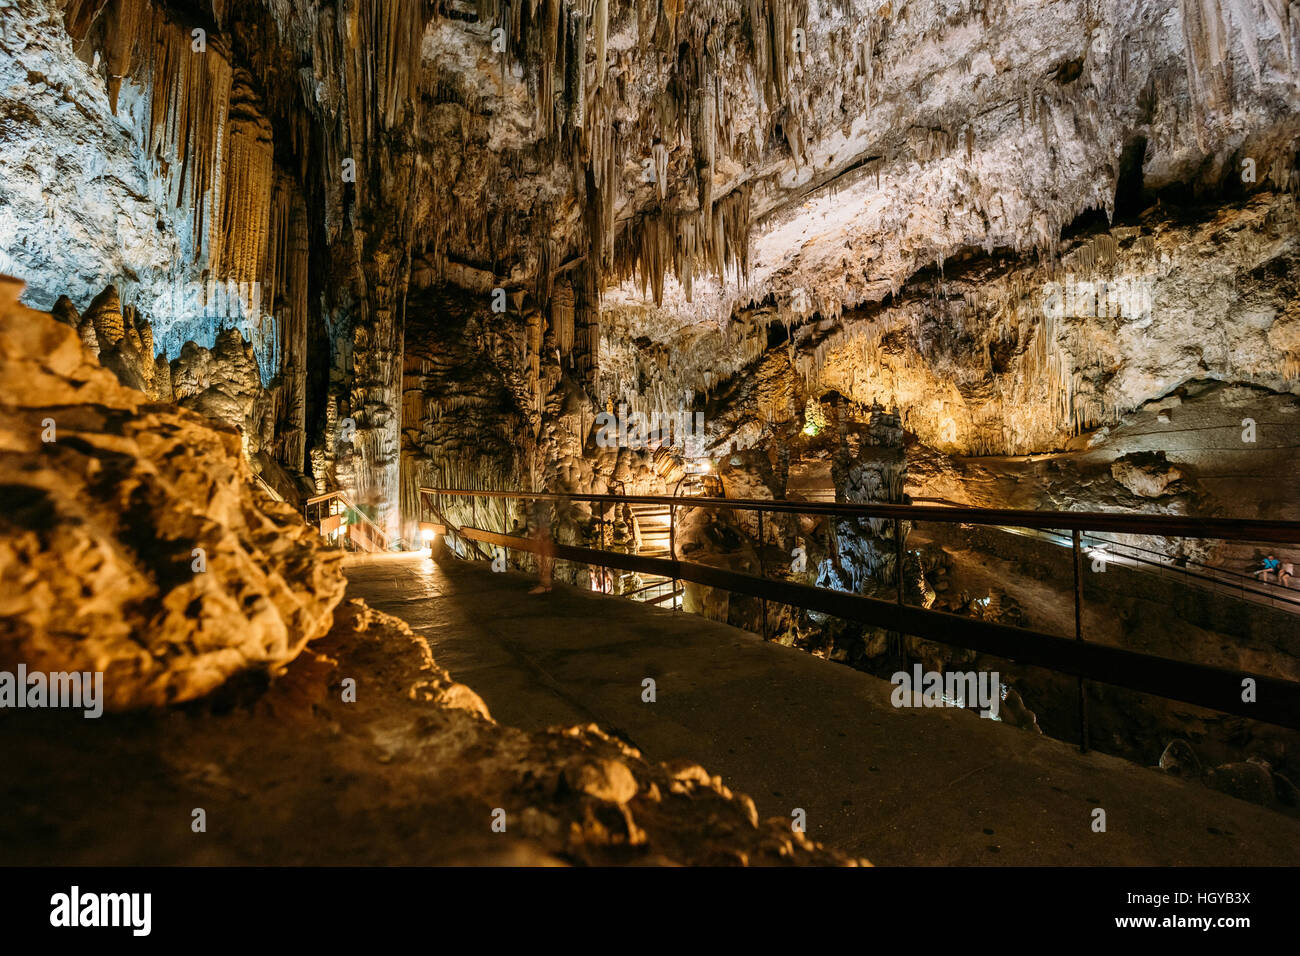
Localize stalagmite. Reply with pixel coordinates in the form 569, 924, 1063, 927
50, 296, 80, 328
85, 285, 125, 350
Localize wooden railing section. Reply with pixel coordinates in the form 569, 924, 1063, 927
304, 491, 392, 553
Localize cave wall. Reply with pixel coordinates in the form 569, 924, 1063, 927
0, 0, 439, 535
0, 0, 180, 314
1, 0, 318, 484
4, 0, 1299, 541
587, 0, 1300, 461
803, 192, 1300, 456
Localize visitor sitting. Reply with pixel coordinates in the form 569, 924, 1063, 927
1254, 554, 1282, 582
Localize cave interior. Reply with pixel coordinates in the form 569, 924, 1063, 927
1, 0, 1299, 868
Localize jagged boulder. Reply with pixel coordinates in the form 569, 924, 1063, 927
1204, 760, 1276, 807
171, 328, 272, 457
1110, 451, 1184, 498
1158, 739, 1202, 778
0, 277, 346, 710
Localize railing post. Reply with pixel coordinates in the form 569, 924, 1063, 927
758, 509, 769, 640
507, 494, 517, 572
1072, 528, 1089, 754
894, 516, 904, 605
893, 516, 905, 662
598, 507, 607, 594
670, 501, 679, 611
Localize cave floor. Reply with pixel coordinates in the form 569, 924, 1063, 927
346, 552, 1300, 866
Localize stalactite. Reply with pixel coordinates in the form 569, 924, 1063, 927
472, 0, 794, 319
528, 309, 543, 417
594, 0, 609, 89
551, 279, 576, 356
565, 9, 586, 130
67, 0, 237, 271
214, 70, 274, 288
541, 0, 561, 138
263, 171, 311, 471
1178, 0, 1300, 145
357, 0, 427, 133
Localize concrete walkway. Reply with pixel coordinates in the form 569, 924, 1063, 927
345, 552, 1300, 865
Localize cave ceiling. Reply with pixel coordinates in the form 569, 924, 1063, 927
404, 0, 1300, 335
3, 0, 1299, 541
12, 0, 1299, 333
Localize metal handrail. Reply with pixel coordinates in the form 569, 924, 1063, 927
1051, 528, 1297, 608
421, 487, 1300, 743
422, 487, 1300, 543
904, 498, 1299, 610
911, 496, 1296, 591
624, 578, 678, 598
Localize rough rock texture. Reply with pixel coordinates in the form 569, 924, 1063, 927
587, 0, 1300, 414
824, 403, 909, 594
0, 277, 346, 710
2, 0, 319, 503
1205, 759, 1280, 806
0, 596, 863, 865
4, 0, 1297, 542
1110, 450, 1184, 497
0, 0, 180, 312
171, 328, 273, 459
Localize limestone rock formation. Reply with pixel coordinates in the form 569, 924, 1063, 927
0, 596, 864, 865
52, 283, 176, 403
50, 295, 79, 328
1, 0, 1297, 551
0, 0, 1296, 833
1158, 739, 1203, 777
1205, 759, 1280, 807
0, 277, 346, 711
823, 403, 909, 596
1110, 451, 1185, 498
171, 328, 272, 459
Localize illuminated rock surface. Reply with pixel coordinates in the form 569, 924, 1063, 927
0, 0, 1298, 865
0, 279, 857, 864
0, 593, 861, 865
0, 278, 345, 710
